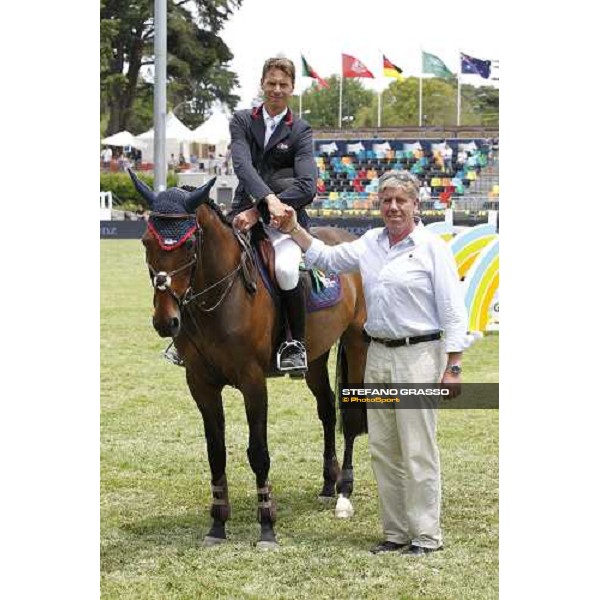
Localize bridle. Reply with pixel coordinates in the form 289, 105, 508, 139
145, 211, 244, 313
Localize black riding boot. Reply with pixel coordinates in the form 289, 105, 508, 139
278, 283, 307, 373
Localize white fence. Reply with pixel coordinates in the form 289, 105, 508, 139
100, 192, 113, 220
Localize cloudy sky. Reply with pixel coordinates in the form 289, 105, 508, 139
220, 0, 500, 109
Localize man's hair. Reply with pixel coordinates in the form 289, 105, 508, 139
378, 170, 420, 200
261, 57, 295, 85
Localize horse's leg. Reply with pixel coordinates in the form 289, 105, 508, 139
335, 331, 369, 518
187, 374, 230, 546
239, 373, 277, 550
305, 350, 340, 501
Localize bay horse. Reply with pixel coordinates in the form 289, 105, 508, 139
129, 170, 368, 549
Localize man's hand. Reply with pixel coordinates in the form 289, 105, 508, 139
440, 372, 462, 399
278, 205, 298, 233
265, 194, 287, 227
232, 207, 259, 233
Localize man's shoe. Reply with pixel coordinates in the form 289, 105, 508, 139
277, 340, 308, 373
163, 343, 184, 367
369, 540, 409, 555
404, 544, 442, 557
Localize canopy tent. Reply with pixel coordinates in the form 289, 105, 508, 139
137, 112, 196, 163
192, 111, 231, 144
101, 130, 146, 149
192, 110, 231, 158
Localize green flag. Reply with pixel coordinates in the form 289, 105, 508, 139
422, 51, 453, 79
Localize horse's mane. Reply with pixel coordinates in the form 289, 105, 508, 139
179, 185, 232, 227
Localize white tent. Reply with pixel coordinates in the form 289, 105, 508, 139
192, 110, 231, 158
137, 112, 196, 162
101, 130, 146, 149
192, 111, 231, 144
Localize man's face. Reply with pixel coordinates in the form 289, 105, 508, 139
379, 185, 418, 239
261, 68, 294, 114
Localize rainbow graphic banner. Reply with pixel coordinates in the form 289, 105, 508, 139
463, 238, 499, 332
425, 221, 457, 242
450, 224, 497, 279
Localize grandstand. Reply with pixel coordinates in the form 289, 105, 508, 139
307, 134, 499, 223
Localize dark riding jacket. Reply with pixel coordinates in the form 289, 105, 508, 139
229, 105, 317, 228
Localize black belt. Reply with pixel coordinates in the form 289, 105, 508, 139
363, 331, 443, 348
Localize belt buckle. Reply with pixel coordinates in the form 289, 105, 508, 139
404, 336, 411, 346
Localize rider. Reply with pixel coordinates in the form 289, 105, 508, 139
228, 56, 317, 373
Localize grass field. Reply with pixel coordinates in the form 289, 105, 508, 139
101, 240, 499, 600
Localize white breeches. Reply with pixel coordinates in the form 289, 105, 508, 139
265, 226, 302, 291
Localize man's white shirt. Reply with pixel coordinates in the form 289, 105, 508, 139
304, 224, 468, 352
262, 106, 287, 147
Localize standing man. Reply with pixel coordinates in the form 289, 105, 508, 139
101, 146, 112, 169
280, 171, 470, 555
229, 56, 317, 373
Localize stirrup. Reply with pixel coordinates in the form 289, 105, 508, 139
163, 341, 184, 367
276, 340, 308, 373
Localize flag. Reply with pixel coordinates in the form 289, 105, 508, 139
383, 55, 403, 80
422, 51, 453, 79
460, 53, 491, 79
301, 55, 329, 88
342, 53, 374, 78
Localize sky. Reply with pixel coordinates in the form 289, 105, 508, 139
220, 0, 500, 110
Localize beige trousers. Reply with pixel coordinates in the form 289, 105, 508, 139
365, 339, 446, 549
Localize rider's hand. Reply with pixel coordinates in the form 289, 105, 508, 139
265, 194, 287, 219
278, 206, 298, 233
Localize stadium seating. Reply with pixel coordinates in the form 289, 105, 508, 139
308, 138, 497, 217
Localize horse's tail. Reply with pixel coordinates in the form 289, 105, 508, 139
335, 341, 368, 437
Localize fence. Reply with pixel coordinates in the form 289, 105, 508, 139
100, 192, 113, 220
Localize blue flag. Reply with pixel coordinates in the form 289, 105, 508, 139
461, 53, 491, 79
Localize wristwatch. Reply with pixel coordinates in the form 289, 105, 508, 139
445, 365, 462, 375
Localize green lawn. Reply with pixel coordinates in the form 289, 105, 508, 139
101, 240, 498, 600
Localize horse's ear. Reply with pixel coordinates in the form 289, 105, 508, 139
184, 177, 217, 213
127, 168, 156, 208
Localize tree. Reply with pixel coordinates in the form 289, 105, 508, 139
288, 76, 376, 129
353, 77, 499, 128
100, 0, 242, 135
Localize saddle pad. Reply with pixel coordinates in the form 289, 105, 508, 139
304, 269, 342, 313
251, 245, 342, 313
252, 244, 277, 298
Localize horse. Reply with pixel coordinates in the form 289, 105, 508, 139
129, 170, 368, 549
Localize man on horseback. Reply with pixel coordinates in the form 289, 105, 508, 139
229, 56, 317, 373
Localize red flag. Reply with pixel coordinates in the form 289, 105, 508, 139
342, 54, 374, 78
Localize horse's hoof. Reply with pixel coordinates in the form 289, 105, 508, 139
203, 535, 226, 547
256, 540, 279, 551
318, 495, 336, 504
335, 495, 355, 519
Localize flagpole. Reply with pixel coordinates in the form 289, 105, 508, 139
419, 48, 423, 127
339, 56, 343, 128
457, 52, 461, 126
378, 91, 382, 128
299, 83, 303, 119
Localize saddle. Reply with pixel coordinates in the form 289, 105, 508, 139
247, 224, 343, 313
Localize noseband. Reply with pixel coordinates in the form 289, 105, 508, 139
146, 212, 243, 313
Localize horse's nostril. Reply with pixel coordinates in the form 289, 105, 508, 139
170, 317, 180, 334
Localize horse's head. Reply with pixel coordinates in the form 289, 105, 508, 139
129, 169, 216, 338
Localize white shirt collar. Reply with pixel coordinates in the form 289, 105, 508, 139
378, 218, 425, 246
262, 105, 287, 126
